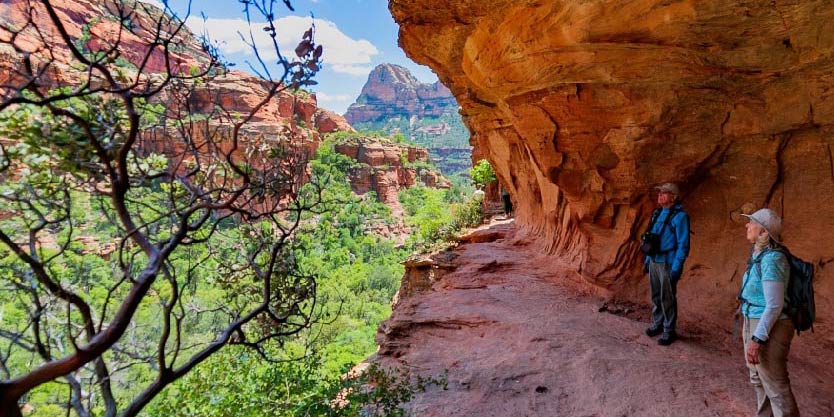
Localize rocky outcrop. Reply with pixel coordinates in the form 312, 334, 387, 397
0, 0, 353, 177
314, 107, 355, 134
184, 73, 352, 135
389, 0, 834, 343
334, 137, 449, 210
375, 221, 834, 416
344, 64, 457, 124
344, 64, 471, 175
0, 0, 207, 83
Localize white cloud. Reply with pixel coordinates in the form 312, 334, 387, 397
315, 92, 352, 102
185, 15, 379, 75
137, 0, 166, 11
328, 64, 374, 76
314, 92, 356, 114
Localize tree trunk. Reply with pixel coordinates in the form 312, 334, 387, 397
0, 392, 23, 417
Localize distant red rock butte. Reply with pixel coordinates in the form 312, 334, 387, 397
344, 63, 458, 124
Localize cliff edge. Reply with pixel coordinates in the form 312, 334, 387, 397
388, 0, 833, 352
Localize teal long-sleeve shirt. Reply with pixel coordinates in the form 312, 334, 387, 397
644, 204, 691, 274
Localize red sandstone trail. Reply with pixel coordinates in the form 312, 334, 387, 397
374, 221, 834, 417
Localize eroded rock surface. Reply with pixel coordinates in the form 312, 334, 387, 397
335, 137, 449, 214
344, 63, 457, 124
376, 222, 834, 416
0, 0, 352, 146
389, 0, 833, 347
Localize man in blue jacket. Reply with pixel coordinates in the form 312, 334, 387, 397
644, 183, 691, 346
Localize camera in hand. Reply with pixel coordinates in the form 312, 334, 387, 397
640, 232, 661, 256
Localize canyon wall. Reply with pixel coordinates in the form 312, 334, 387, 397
0, 0, 353, 174
389, 0, 834, 335
335, 137, 448, 209
345, 64, 472, 175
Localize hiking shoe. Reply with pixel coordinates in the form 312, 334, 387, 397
658, 331, 677, 346
645, 326, 663, 337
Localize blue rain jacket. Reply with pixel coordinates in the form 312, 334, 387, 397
645, 203, 690, 275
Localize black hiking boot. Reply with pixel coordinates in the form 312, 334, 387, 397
658, 331, 677, 346
645, 325, 663, 337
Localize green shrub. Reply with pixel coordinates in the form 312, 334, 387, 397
470, 159, 496, 187
148, 349, 447, 417
399, 185, 483, 252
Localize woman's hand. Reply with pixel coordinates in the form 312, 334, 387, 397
746, 341, 762, 364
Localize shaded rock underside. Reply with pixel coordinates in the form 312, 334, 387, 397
389, 0, 834, 354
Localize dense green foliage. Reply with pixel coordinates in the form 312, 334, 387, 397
352, 112, 471, 176
0, 128, 460, 416
142, 138, 462, 416
470, 159, 497, 188
149, 349, 446, 417
399, 185, 482, 252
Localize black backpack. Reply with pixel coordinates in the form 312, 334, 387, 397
740, 244, 815, 334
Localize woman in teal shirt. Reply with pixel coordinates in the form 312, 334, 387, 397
739, 208, 799, 417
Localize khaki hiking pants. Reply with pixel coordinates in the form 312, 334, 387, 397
742, 317, 800, 417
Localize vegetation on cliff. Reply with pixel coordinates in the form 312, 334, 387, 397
146, 139, 453, 417
344, 64, 471, 176
0, 1, 477, 415
0, 123, 463, 416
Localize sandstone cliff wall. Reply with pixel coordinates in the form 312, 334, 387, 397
390, 0, 834, 339
335, 138, 448, 208
0, 0, 353, 173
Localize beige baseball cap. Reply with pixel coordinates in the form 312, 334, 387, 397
654, 182, 680, 195
741, 208, 782, 243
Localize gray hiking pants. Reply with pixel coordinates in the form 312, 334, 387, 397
648, 261, 677, 332
743, 317, 800, 417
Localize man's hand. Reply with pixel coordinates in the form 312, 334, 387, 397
670, 269, 682, 281
746, 341, 762, 364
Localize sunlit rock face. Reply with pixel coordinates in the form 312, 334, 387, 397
335, 138, 448, 207
0, 0, 354, 178
344, 63, 457, 124
389, 0, 834, 333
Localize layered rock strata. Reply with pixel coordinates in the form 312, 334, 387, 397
335, 137, 449, 210
344, 63, 472, 175
344, 63, 457, 124
389, 0, 834, 341
0, 0, 352, 180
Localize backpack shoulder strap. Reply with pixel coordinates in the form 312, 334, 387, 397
649, 208, 661, 228
738, 248, 769, 309
654, 207, 678, 235
771, 244, 790, 258
667, 207, 682, 233
752, 246, 774, 277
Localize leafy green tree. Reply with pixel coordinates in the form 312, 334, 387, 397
141, 138, 445, 417
399, 184, 483, 251
0, 1, 324, 416
470, 159, 497, 188
148, 348, 446, 417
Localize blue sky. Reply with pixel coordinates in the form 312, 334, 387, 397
146, 0, 437, 114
